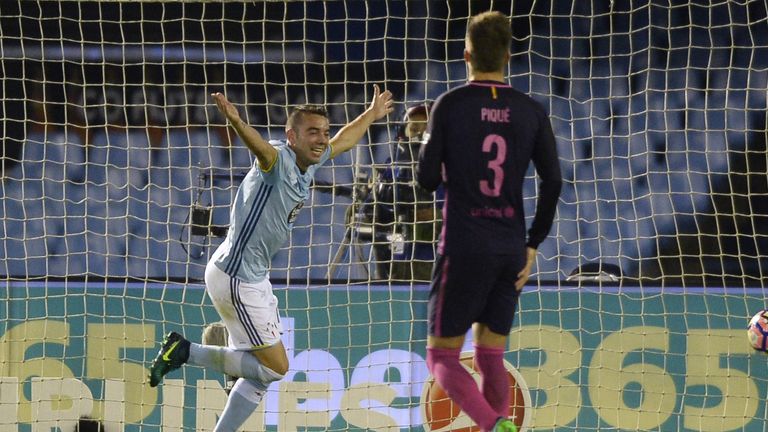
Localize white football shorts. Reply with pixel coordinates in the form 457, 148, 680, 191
204, 261, 283, 350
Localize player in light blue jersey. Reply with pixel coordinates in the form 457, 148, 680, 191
148, 85, 394, 431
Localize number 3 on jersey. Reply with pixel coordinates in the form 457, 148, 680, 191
479, 134, 507, 197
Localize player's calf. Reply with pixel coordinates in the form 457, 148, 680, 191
202, 321, 237, 394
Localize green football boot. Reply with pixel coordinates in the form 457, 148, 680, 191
492, 418, 518, 432
148, 331, 190, 387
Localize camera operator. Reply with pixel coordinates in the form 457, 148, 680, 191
359, 103, 443, 281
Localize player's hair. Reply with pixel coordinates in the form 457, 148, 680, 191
287, 104, 329, 130
466, 11, 512, 73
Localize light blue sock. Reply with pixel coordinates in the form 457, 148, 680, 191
214, 378, 266, 432
188, 343, 284, 385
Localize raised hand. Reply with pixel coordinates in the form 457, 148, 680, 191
211, 92, 242, 124
368, 84, 395, 120
210, 92, 275, 167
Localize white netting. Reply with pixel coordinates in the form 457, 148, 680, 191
2, 1, 766, 284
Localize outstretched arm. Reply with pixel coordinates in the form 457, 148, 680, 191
330, 84, 394, 158
211, 92, 278, 171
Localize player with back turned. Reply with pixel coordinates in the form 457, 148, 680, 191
417, 11, 562, 432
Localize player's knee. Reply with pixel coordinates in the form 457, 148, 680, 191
248, 351, 288, 381
267, 361, 289, 377
252, 344, 289, 376
259, 363, 286, 384
426, 346, 460, 372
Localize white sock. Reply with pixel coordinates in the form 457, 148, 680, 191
188, 343, 284, 385
213, 378, 265, 432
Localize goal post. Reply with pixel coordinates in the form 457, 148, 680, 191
1, 1, 767, 431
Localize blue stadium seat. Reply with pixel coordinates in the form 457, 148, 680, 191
20, 130, 88, 185
157, 127, 229, 170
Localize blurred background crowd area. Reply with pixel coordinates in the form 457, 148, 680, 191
1, 0, 766, 285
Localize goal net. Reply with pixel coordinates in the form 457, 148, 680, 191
1, 1, 766, 431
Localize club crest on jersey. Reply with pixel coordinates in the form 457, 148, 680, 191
287, 201, 304, 224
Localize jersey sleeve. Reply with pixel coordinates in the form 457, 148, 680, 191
526, 109, 563, 249
261, 145, 289, 185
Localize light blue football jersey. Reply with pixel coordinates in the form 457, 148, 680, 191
212, 140, 331, 283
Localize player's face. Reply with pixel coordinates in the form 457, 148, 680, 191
288, 113, 331, 171
405, 112, 428, 140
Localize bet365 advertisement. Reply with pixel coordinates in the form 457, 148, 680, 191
1, 281, 766, 431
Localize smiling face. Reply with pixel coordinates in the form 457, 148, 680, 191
286, 110, 330, 172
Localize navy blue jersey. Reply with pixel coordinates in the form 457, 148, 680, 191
417, 80, 562, 255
